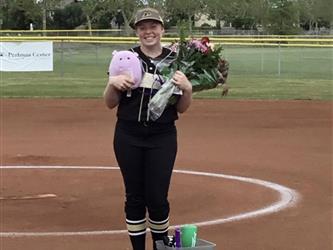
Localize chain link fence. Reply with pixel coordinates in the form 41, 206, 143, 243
1, 40, 332, 99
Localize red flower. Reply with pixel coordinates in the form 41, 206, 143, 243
201, 36, 210, 45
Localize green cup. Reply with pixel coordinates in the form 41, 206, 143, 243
181, 224, 197, 247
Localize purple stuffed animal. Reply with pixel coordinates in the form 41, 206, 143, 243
108, 50, 143, 89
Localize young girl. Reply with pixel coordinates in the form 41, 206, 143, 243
104, 7, 192, 250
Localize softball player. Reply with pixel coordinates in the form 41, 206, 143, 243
103, 7, 192, 250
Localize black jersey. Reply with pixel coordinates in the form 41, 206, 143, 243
116, 46, 180, 123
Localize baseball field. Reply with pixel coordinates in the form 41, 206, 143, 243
0, 44, 332, 250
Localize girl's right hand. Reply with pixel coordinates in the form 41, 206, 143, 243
108, 75, 134, 92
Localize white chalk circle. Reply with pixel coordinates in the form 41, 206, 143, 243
0, 166, 300, 237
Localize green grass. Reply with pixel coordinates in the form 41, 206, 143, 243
194, 76, 332, 100
1, 44, 332, 100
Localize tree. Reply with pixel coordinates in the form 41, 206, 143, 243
137, 0, 166, 10
0, 0, 41, 29
36, 0, 62, 31
74, 0, 137, 33
165, 0, 205, 34
316, 0, 333, 29
52, 2, 84, 29
266, 0, 300, 34
209, 0, 262, 30
0, 0, 7, 29
101, 0, 139, 34
249, 0, 270, 30
76, 0, 101, 35
205, 0, 234, 29
298, 0, 333, 31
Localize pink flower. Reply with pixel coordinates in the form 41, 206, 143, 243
169, 41, 179, 52
189, 39, 209, 53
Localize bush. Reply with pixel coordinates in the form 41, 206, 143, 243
52, 3, 84, 29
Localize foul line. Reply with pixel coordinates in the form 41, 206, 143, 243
0, 165, 300, 237
0, 194, 57, 200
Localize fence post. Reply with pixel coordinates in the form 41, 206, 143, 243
278, 42, 281, 77
95, 43, 98, 64
261, 45, 264, 73
60, 40, 64, 77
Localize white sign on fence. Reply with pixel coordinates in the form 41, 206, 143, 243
0, 41, 53, 72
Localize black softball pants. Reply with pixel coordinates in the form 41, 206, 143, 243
113, 120, 177, 250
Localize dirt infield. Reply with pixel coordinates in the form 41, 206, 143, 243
1, 99, 332, 250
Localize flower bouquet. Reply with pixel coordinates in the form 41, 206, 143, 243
148, 36, 224, 121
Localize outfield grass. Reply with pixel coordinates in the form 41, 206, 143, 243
1, 44, 332, 100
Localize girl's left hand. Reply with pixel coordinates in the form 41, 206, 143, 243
172, 71, 192, 92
